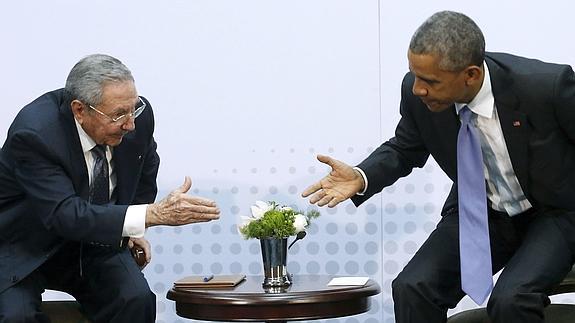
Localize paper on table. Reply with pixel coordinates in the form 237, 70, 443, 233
327, 277, 369, 286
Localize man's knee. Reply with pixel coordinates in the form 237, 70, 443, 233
392, 270, 420, 301
487, 285, 548, 318
87, 284, 156, 323
119, 283, 155, 310
124, 289, 156, 307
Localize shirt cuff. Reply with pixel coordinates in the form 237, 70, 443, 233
353, 167, 368, 195
123, 204, 147, 238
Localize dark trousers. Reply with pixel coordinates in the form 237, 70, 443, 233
0, 243, 155, 323
392, 208, 575, 323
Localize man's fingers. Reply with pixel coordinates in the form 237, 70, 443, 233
316, 194, 335, 207
177, 201, 220, 217
181, 195, 218, 207
302, 182, 322, 198
191, 205, 220, 215
182, 205, 221, 217
327, 197, 343, 208
142, 240, 152, 263
308, 191, 325, 204
192, 218, 213, 223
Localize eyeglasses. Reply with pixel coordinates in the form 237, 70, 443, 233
88, 97, 146, 123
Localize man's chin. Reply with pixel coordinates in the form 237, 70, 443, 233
106, 136, 124, 147
424, 101, 451, 112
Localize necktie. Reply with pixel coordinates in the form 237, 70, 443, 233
457, 106, 492, 304
90, 144, 109, 205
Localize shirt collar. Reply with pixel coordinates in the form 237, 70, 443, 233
74, 118, 97, 154
455, 62, 494, 119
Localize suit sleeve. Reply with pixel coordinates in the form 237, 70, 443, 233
6, 129, 126, 245
352, 73, 430, 206
132, 96, 160, 204
553, 65, 575, 143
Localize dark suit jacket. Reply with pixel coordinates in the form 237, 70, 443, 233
352, 52, 575, 215
0, 89, 160, 293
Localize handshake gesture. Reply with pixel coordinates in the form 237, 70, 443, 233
144, 154, 365, 228
145, 176, 220, 227
302, 155, 365, 208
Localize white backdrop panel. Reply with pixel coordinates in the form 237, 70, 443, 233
1, 1, 574, 322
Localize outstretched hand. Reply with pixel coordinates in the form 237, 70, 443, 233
145, 176, 220, 227
301, 155, 365, 207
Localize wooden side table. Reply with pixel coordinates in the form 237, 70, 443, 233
167, 275, 381, 322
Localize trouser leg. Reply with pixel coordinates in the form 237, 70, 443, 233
41, 243, 156, 323
393, 208, 526, 323
487, 210, 575, 323
392, 213, 464, 323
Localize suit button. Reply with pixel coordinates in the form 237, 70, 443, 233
11, 276, 18, 283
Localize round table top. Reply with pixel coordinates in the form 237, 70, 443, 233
167, 274, 381, 322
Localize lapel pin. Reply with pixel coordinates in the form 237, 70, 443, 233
513, 121, 521, 127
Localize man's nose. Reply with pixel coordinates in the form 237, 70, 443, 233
122, 116, 136, 131
412, 79, 428, 97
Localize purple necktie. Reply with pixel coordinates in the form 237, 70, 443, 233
457, 106, 492, 304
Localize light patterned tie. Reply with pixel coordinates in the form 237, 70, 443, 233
90, 145, 109, 205
457, 106, 492, 304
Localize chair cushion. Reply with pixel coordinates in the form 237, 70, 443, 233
41, 301, 91, 323
447, 304, 575, 323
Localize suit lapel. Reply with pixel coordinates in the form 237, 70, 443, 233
431, 105, 459, 179
59, 97, 90, 199
487, 57, 530, 195
112, 132, 141, 204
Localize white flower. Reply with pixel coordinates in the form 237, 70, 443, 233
238, 215, 255, 238
293, 214, 308, 233
281, 206, 293, 212
250, 200, 272, 219
239, 215, 254, 228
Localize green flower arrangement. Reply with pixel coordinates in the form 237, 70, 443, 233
239, 201, 320, 239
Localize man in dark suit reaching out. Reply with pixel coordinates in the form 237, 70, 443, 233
303, 10, 575, 323
0, 54, 220, 322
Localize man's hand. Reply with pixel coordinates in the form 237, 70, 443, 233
145, 176, 220, 227
128, 237, 151, 269
301, 155, 365, 207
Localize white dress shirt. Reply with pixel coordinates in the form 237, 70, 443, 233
74, 120, 146, 237
454, 63, 531, 215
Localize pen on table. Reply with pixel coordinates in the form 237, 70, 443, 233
203, 274, 214, 282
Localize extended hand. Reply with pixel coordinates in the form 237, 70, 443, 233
145, 176, 220, 227
301, 155, 365, 207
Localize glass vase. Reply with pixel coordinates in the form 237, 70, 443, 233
260, 237, 292, 288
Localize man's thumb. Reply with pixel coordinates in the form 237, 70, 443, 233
176, 176, 192, 193
317, 154, 335, 167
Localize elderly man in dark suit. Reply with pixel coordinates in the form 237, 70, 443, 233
303, 10, 575, 323
0, 54, 220, 322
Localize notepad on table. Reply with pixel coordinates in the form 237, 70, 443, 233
327, 276, 369, 286
174, 274, 246, 288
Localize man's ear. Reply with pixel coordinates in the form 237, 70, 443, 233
464, 65, 483, 86
71, 100, 86, 124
